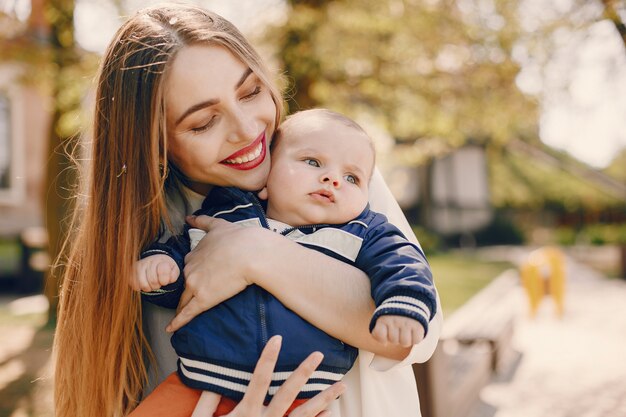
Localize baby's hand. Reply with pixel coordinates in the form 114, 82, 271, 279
371, 315, 425, 348
131, 255, 179, 292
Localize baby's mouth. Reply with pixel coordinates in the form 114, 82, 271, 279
310, 189, 335, 203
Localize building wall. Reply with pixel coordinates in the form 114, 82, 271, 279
0, 64, 51, 237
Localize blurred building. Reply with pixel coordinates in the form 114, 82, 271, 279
385, 137, 626, 247
0, 63, 50, 237
0, 1, 52, 291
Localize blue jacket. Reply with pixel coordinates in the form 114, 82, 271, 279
142, 187, 437, 402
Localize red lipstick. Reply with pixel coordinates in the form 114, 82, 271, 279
220, 132, 267, 171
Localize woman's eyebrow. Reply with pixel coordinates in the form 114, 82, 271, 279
175, 67, 253, 127
175, 98, 219, 126
236, 68, 253, 88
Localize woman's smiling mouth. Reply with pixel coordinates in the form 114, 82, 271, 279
221, 132, 267, 170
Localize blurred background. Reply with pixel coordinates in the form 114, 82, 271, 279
0, 0, 625, 416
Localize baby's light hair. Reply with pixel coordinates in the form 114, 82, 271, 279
273, 109, 376, 180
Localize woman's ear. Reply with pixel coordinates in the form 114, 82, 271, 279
258, 186, 269, 200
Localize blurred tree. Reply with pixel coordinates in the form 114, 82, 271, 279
271, 0, 538, 152
601, 0, 626, 49
42, 0, 81, 325
270, 0, 626, 217
0, 0, 97, 324
269, 0, 540, 229
277, 0, 328, 111
604, 148, 626, 183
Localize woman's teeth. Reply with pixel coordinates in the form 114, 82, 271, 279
224, 142, 263, 164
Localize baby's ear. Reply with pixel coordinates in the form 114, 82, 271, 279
258, 187, 269, 200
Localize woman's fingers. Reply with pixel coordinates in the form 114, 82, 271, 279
167, 296, 203, 332
191, 391, 221, 417
186, 214, 221, 231
287, 381, 346, 417
237, 335, 283, 413
265, 351, 324, 416
213, 336, 344, 417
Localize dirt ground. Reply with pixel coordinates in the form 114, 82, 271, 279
0, 295, 53, 417
0, 246, 623, 417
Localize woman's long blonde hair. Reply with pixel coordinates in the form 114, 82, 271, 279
53, 4, 283, 416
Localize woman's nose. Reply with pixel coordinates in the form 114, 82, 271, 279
227, 109, 257, 143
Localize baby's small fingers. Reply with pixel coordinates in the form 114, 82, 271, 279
399, 327, 413, 348
371, 322, 388, 345
170, 263, 180, 280
412, 325, 425, 345
137, 275, 152, 292
137, 264, 154, 292
387, 325, 400, 345
146, 260, 162, 291
130, 263, 143, 291
157, 261, 178, 286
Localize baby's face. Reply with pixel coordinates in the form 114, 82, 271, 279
263, 123, 373, 226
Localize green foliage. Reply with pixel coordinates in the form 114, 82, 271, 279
270, 0, 539, 146
411, 225, 441, 254
428, 252, 513, 314
604, 148, 626, 183
555, 223, 626, 245
0, 239, 21, 276
489, 145, 625, 210
554, 226, 578, 246
473, 214, 525, 245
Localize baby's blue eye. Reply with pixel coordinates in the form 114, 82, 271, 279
345, 174, 357, 184
304, 158, 320, 167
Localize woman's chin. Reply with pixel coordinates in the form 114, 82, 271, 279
233, 164, 270, 191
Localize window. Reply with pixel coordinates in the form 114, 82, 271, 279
0, 86, 24, 206
0, 92, 12, 191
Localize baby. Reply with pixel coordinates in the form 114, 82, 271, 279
133, 109, 437, 416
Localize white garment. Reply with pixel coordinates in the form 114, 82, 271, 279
143, 168, 443, 417
326, 169, 443, 417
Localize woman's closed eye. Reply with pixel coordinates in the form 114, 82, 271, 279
241, 85, 262, 101
303, 158, 320, 167
191, 116, 218, 134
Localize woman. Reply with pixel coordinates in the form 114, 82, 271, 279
53, 3, 442, 417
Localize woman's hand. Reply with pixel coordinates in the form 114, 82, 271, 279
226, 335, 345, 417
167, 216, 412, 361
167, 215, 278, 332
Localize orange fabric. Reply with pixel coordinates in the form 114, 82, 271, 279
213, 397, 307, 416
129, 372, 308, 417
129, 373, 201, 417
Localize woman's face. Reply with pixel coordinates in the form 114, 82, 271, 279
165, 45, 276, 193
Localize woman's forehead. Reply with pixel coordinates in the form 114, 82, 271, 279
164, 45, 251, 120
167, 45, 248, 91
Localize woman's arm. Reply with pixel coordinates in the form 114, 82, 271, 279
170, 169, 440, 361
170, 217, 409, 359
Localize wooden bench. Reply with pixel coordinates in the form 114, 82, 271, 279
414, 339, 492, 417
441, 268, 518, 373
414, 268, 519, 417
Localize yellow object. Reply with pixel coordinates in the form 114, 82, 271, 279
520, 247, 566, 317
